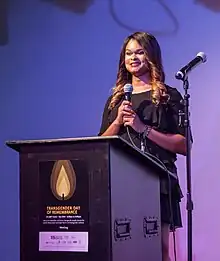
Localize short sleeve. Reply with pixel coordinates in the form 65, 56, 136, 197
167, 87, 186, 136
98, 96, 112, 136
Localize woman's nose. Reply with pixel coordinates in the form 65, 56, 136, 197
131, 53, 137, 60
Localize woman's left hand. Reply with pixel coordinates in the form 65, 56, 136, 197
123, 110, 146, 133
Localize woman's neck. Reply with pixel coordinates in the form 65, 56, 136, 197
132, 74, 151, 93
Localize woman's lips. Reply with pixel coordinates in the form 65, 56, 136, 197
131, 62, 140, 67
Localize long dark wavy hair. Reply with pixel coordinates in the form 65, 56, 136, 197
109, 32, 169, 110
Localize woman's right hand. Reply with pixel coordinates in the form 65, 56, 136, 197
114, 100, 134, 125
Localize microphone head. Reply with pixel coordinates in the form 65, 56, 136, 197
175, 71, 184, 80
197, 52, 207, 63
123, 83, 133, 93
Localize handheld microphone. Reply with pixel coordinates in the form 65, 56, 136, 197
123, 83, 133, 101
175, 52, 207, 80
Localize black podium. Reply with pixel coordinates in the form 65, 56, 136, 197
6, 135, 176, 261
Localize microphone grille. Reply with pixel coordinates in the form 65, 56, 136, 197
197, 52, 207, 63
123, 84, 133, 93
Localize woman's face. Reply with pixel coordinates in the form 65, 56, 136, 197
124, 39, 149, 76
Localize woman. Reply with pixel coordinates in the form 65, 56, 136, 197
98, 31, 186, 261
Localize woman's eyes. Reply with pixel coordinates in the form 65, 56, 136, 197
126, 51, 144, 55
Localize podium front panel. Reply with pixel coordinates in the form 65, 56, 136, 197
19, 142, 112, 261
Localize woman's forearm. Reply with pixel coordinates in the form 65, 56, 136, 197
101, 120, 121, 136
101, 119, 187, 156
147, 128, 187, 155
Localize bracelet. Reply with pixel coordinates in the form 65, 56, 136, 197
142, 125, 152, 139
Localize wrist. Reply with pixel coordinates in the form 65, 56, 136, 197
113, 119, 122, 127
141, 125, 152, 138
139, 123, 147, 133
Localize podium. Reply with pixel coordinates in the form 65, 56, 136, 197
6, 135, 176, 261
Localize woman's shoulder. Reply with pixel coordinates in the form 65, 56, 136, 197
103, 95, 112, 111
165, 84, 183, 104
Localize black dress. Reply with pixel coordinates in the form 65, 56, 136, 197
98, 85, 185, 230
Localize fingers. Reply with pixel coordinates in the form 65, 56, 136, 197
123, 115, 134, 127
123, 119, 129, 127
119, 109, 133, 118
120, 102, 134, 113
118, 101, 134, 124
121, 100, 132, 106
123, 119, 132, 127
123, 112, 135, 118
120, 101, 131, 109
124, 105, 133, 111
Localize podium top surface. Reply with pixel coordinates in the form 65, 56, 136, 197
6, 135, 120, 149
5, 135, 177, 179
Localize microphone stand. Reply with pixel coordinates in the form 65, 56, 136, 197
180, 77, 193, 261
